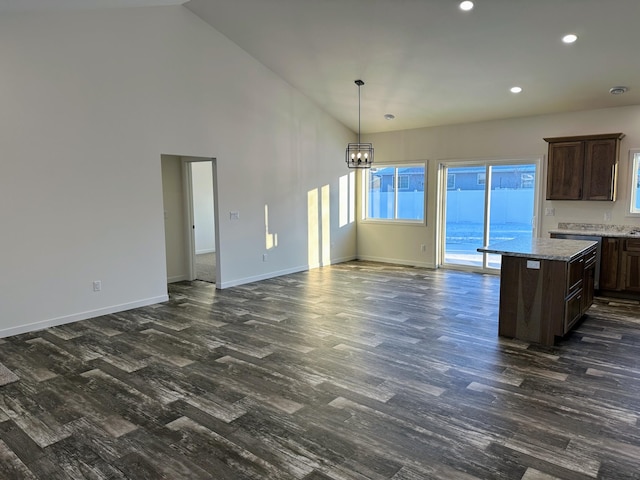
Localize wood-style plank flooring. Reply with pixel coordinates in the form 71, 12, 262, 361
0, 261, 639, 479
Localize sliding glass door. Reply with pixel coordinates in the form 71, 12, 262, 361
441, 160, 538, 271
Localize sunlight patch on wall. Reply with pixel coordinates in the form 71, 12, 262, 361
350, 172, 356, 223
339, 172, 356, 227
321, 185, 331, 266
307, 189, 320, 268
308, 184, 333, 269
264, 204, 278, 250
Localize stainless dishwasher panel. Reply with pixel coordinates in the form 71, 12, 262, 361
550, 233, 602, 289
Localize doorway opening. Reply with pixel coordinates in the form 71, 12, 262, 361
161, 155, 220, 287
438, 158, 541, 273
188, 160, 216, 283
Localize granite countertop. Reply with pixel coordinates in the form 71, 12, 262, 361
548, 222, 640, 238
477, 237, 597, 261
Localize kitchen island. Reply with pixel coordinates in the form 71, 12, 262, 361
478, 238, 597, 346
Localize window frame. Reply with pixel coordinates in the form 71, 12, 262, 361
363, 162, 427, 224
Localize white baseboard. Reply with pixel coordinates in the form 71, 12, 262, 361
168, 274, 189, 283
195, 248, 216, 255
219, 265, 309, 289
356, 254, 436, 269
218, 255, 357, 289
0, 295, 169, 339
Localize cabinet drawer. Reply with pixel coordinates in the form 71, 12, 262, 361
624, 238, 640, 252
567, 256, 584, 292
583, 247, 597, 269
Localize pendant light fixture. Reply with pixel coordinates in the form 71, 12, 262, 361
346, 80, 374, 169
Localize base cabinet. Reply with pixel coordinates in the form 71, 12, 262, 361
621, 239, 640, 292
598, 237, 640, 297
600, 237, 621, 290
499, 246, 596, 346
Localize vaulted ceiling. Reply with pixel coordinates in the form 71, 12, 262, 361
3, 0, 639, 134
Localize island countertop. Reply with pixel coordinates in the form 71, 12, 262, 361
477, 237, 597, 261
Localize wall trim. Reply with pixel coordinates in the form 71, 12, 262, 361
168, 274, 189, 283
218, 255, 357, 289
0, 295, 169, 339
356, 254, 436, 269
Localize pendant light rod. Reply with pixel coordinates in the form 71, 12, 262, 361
355, 79, 364, 144
345, 79, 374, 169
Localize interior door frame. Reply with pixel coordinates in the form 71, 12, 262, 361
182, 157, 220, 287
437, 156, 542, 273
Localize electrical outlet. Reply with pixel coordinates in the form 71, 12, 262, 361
421, 244, 426, 252
604, 211, 612, 221
545, 207, 555, 216
229, 211, 240, 220
93, 280, 101, 292
263, 253, 268, 262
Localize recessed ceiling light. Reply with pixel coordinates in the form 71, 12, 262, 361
562, 34, 578, 44
609, 86, 628, 95
459, 1, 474, 11
510, 86, 523, 94
384, 113, 396, 120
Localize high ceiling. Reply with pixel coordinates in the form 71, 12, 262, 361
3, 0, 640, 134
0, 0, 185, 10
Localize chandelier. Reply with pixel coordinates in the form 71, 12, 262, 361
346, 80, 374, 169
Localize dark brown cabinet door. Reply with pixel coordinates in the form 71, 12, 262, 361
600, 237, 621, 291
621, 239, 640, 292
544, 133, 623, 201
546, 141, 584, 200
583, 139, 618, 200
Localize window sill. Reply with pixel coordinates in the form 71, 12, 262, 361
361, 219, 426, 226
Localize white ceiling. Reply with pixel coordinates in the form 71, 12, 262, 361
0, 0, 185, 11
184, 0, 640, 133
4, 0, 640, 134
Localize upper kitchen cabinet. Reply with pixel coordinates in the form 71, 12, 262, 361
544, 133, 625, 201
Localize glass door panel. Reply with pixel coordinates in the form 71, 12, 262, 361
444, 165, 487, 267
486, 164, 536, 269
443, 161, 537, 271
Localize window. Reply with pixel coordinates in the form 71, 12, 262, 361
366, 164, 425, 221
631, 151, 640, 215
521, 173, 535, 189
447, 173, 456, 190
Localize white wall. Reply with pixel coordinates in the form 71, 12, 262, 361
0, 6, 356, 337
359, 105, 640, 267
191, 161, 215, 254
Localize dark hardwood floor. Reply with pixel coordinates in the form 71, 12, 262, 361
0, 261, 639, 479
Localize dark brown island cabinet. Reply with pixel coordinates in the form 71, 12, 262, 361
600, 237, 640, 294
478, 239, 597, 346
545, 133, 624, 201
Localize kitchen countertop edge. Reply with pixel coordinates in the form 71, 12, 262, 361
478, 238, 598, 261
549, 229, 640, 238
